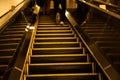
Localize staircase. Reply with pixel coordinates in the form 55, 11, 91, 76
0, 21, 26, 79
81, 15, 120, 74
24, 14, 102, 80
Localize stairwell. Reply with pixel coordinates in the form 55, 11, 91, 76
24, 15, 102, 80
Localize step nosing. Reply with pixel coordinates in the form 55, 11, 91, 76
29, 62, 91, 65
35, 37, 76, 39
31, 54, 86, 57
27, 73, 98, 77
34, 42, 79, 44
0, 56, 12, 58
33, 47, 82, 50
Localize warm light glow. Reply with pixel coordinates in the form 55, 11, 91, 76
65, 11, 69, 16
99, 5, 106, 10
29, 26, 35, 29
82, 0, 86, 2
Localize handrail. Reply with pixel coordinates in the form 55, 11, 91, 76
0, 0, 25, 18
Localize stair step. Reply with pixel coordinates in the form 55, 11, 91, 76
0, 76, 3, 80
26, 73, 100, 80
35, 37, 77, 42
82, 24, 106, 27
101, 47, 120, 53
0, 43, 19, 49
29, 62, 93, 74
30, 54, 88, 63
9, 25, 26, 28
33, 42, 79, 48
0, 56, 12, 64
0, 49, 15, 56
14, 23, 27, 25
35, 33, 74, 38
0, 65, 8, 76
6, 27, 25, 31
96, 41, 120, 47
91, 36, 120, 41
32, 47, 83, 54
37, 27, 71, 30
38, 24, 69, 27
2, 31, 25, 34
36, 30, 72, 34
0, 34, 23, 39
88, 33, 120, 37
85, 30, 116, 33
0, 38, 21, 44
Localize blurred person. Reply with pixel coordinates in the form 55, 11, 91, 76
43, 0, 50, 15
53, 0, 66, 24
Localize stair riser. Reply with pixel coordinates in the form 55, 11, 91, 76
0, 35, 23, 39
32, 49, 83, 54
31, 56, 87, 63
0, 57, 11, 64
91, 37, 120, 41
2, 32, 24, 35
33, 44, 79, 48
0, 67, 7, 75
88, 33, 116, 37
35, 35, 74, 38
29, 64, 92, 74
35, 39, 77, 42
36, 32, 72, 34
37, 28, 71, 30
0, 44, 19, 49
0, 50, 15, 56
0, 40, 21, 44
96, 42, 120, 47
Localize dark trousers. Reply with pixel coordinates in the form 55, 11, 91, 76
53, 0, 66, 21
31, 13, 37, 25
43, 0, 50, 14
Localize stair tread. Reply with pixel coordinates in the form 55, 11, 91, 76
31, 54, 87, 57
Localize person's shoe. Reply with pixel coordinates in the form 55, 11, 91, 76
60, 21, 64, 25
56, 12, 60, 24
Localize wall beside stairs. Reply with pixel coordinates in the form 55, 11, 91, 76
0, 0, 29, 29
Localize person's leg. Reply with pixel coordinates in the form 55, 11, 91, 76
60, 0, 66, 21
46, 0, 50, 14
31, 14, 37, 25
42, 0, 46, 14
53, 0, 59, 14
